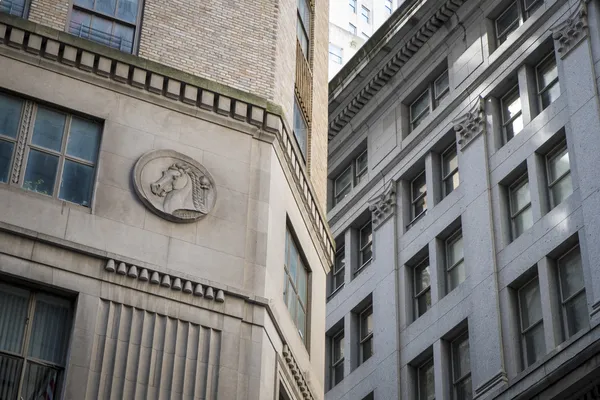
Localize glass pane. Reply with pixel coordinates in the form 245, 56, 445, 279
361, 311, 373, 337
297, 0, 310, 30
541, 83, 561, 110
448, 261, 466, 291
413, 196, 427, 218
537, 57, 558, 91
0, 353, 23, 400
417, 290, 431, 317
32, 108, 66, 152
447, 235, 464, 266
519, 279, 542, 329
362, 338, 373, 362
412, 173, 427, 201
296, 302, 306, 340
95, 0, 117, 16
418, 360, 435, 400
21, 362, 60, 400
505, 114, 524, 141
356, 151, 368, 176
455, 376, 472, 400
523, 323, 545, 367
297, 265, 307, 307
445, 171, 460, 195
91, 15, 114, 47
502, 88, 521, 123
113, 23, 135, 53
0, 284, 29, 353
559, 248, 584, 300
334, 167, 352, 196
0, 140, 14, 183
452, 335, 470, 378
548, 148, 570, 183
293, 99, 308, 157
69, 10, 93, 39
333, 334, 344, 361
23, 150, 58, 196
117, 0, 138, 22
297, 23, 309, 56
411, 91, 430, 125
334, 363, 344, 385
73, 0, 93, 8
360, 223, 372, 248
443, 148, 458, 176
67, 118, 101, 163
415, 262, 431, 293
286, 280, 296, 315
287, 239, 298, 284
333, 269, 345, 290
551, 175, 572, 206
510, 180, 530, 213
0, 0, 26, 16
0, 93, 22, 139
59, 161, 95, 206
513, 207, 533, 238
435, 71, 449, 99
28, 294, 71, 365
361, 244, 372, 266
496, 2, 519, 37
525, 0, 543, 15
565, 292, 588, 337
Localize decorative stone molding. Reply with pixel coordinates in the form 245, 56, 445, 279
11, 101, 33, 183
369, 180, 396, 229
551, 0, 590, 58
133, 150, 216, 223
282, 344, 314, 400
103, 258, 226, 303
453, 97, 485, 150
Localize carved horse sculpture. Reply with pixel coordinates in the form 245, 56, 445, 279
150, 163, 211, 218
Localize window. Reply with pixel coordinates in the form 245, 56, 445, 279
68, 0, 141, 54
358, 220, 373, 272
385, 0, 393, 13
418, 358, 435, 400
557, 245, 589, 338
546, 140, 572, 208
362, 393, 374, 400
333, 149, 367, 206
0, 283, 72, 400
332, 243, 345, 293
414, 258, 431, 319
297, 0, 311, 57
359, 305, 373, 364
410, 70, 449, 131
442, 144, 459, 197
0, 93, 101, 207
331, 330, 344, 387
361, 6, 370, 23
361, 33, 370, 40
349, 0, 357, 13
410, 171, 427, 225
509, 174, 532, 240
283, 229, 310, 344
1, 0, 27, 17
501, 85, 523, 142
446, 230, 465, 292
518, 277, 545, 368
349, 23, 357, 35
536, 52, 560, 110
293, 98, 308, 159
494, 0, 542, 45
329, 44, 343, 64
451, 332, 472, 400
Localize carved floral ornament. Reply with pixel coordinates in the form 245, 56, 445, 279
453, 97, 485, 150
369, 181, 397, 229
551, 0, 590, 58
133, 150, 217, 222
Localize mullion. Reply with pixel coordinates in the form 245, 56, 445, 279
16, 291, 37, 399
548, 171, 569, 189
511, 202, 531, 220
447, 257, 464, 273
521, 317, 543, 335
538, 77, 558, 96
561, 287, 585, 305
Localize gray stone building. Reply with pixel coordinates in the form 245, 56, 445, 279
0, 0, 334, 398
325, 0, 600, 397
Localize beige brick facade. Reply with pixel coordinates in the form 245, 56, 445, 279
28, 0, 68, 31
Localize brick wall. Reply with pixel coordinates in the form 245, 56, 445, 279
28, 0, 68, 31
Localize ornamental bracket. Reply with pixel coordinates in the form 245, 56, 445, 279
453, 97, 485, 151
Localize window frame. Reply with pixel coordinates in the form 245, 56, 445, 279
545, 139, 571, 209
385, 0, 393, 13
410, 170, 427, 225
358, 220, 373, 273
409, 69, 449, 131
332, 149, 368, 206
509, 173, 532, 239
536, 51, 560, 111
442, 143, 459, 197
517, 276, 545, 368
331, 329, 345, 387
361, 5, 370, 23
494, 0, 542, 45
332, 243, 345, 294
500, 84, 523, 143
283, 229, 310, 345
413, 258, 432, 319
292, 96, 309, 160
296, 0, 312, 57
451, 331, 472, 400
0, 0, 31, 18
329, 43, 343, 64
349, 23, 357, 35
417, 357, 435, 400
445, 229, 465, 293
359, 305, 374, 364
349, 0, 357, 13
557, 245, 588, 338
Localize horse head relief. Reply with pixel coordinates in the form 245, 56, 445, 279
133, 150, 217, 223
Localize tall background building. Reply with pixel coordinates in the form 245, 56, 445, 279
326, 0, 600, 398
0, 0, 333, 398
328, 0, 400, 80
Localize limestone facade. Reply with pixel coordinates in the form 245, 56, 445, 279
326, 0, 600, 398
0, 0, 332, 398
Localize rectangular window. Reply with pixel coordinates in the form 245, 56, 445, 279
536, 52, 560, 111
418, 358, 435, 400
331, 330, 344, 387
409, 69, 449, 131
361, 33, 370, 40
349, 0, 357, 13
68, 0, 141, 54
442, 144, 459, 197
385, 0, 393, 13
518, 277, 545, 368
451, 332, 472, 400
349, 23, 357, 35
297, 0, 311, 57
557, 245, 589, 338
509, 174, 532, 239
283, 229, 310, 344
358, 220, 373, 272
446, 230, 465, 292
333, 149, 368, 206
546, 140, 572, 208
434, 70, 450, 107
0, 283, 73, 400
0, 93, 102, 207
359, 305, 373, 364
332, 243, 345, 293
494, 0, 542, 45
329, 43, 343, 64
410, 171, 427, 224
293, 98, 308, 159
414, 258, 431, 319
410, 89, 431, 131
0, 0, 28, 17
501, 85, 523, 143
361, 6, 370, 23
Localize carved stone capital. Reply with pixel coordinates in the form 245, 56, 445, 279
369, 181, 396, 229
453, 97, 485, 150
551, 0, 589, 58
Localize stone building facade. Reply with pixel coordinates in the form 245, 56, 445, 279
326, 0, 600, 398
0, 0, 333, 398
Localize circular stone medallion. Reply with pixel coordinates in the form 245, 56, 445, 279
133, 150, 217, 223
